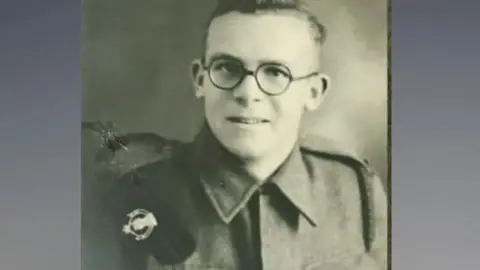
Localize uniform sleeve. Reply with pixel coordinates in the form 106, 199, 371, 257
82, 202, 126, 270
366, 170, 389, 270
82, 127, 127, 270
82, 124, 196, 269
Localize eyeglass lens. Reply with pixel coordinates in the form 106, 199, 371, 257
209, 58, 291, 95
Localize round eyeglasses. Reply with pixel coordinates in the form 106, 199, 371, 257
203, 58, 319, 96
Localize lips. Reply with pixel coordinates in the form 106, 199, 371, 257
226, 116, 270, 124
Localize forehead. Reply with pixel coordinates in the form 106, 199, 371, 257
205, 11, 319, 68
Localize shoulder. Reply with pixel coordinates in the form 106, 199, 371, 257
82, 122, 197, 266
105, 132, 190, 199
300, 133, 388, 252
299, 133, 384, 209
299, 133, 386, 199
82, 121, 191, 210
299, 133, 371, 172
82, 121, 185, 175
108, 132, 185, 177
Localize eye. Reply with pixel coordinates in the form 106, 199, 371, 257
263, 65, 289, 78
212, 60, 243, 75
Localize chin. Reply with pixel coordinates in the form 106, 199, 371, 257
221, 139, 266, 161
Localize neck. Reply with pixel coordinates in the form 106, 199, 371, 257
192, 123, 300, 183
240, 135, 298, 183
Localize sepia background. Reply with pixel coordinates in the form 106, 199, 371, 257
82, 0, 389, 188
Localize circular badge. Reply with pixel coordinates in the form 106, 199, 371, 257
122, 209, 158, 241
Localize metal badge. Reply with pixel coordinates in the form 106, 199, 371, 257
122, 209, 158, 241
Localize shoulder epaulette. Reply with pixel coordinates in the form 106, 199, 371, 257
299, 133, 370, 168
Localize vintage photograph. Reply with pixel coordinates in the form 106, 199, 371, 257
82, 0, 389, 269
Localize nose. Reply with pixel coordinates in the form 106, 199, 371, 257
232, 74, 263, 106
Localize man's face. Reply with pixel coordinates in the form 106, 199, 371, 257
192, 11, 328, 161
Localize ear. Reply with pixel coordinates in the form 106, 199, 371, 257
305, 73, 331, 111
190, 58, 206, 98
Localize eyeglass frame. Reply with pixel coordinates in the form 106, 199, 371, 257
201, 57, 320, 96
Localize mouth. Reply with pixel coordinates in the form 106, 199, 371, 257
226, 116, 270, 125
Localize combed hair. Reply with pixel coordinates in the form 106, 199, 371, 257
202, 0, 327, 53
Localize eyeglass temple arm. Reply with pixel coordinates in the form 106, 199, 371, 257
292, 71, 320, 81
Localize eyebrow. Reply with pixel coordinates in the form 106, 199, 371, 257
208, 53, 243, 64
206, 52, 290, 67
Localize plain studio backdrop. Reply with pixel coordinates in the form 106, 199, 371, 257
81, 0, 389, 189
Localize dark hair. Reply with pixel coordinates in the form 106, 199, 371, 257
202, 0, 327, 54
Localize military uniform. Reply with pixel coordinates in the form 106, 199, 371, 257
82, 122, 388, 270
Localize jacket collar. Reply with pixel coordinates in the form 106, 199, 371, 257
189, 123, 318, 227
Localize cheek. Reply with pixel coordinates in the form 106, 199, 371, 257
271, 88, 308, 120
203, 89, 227, 115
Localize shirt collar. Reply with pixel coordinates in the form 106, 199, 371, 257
189, 123, 318, 227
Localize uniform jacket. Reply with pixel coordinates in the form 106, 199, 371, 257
82, 121, 388, 270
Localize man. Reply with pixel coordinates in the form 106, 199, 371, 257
82, 0, 388, 269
